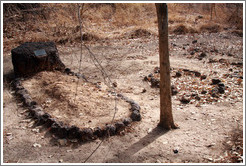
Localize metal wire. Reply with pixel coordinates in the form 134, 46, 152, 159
74, 4, 84, 103
74, 4, 118, 163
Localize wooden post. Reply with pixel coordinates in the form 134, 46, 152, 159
155, 3, 178, 130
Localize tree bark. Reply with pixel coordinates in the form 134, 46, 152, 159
155, 3, 178, 130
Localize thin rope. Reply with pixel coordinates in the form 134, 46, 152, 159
74, 4, 118, 163
74, 4, 83, 103
83, 43, 118, 163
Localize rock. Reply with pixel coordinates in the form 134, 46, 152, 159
31, 128, 39, 133
67, 125, 80, 140
192, 40, 197, 44
211, 78, 221, 85
6, 133, 12, 136
11, 42, 65, 77
154, 67, 160, 73
115, 122, 125, 132
175, 71, 182, 78
195, 96, 201, 101
112, 82, 117, 87
219, 58, 228, 64
33, 109, 45, 119
198, 52, 207, 60
105, 124, 116, 136
143, 76, 149, 81
93, 127, 103, 137
193, 71, 201, 77
24, 98, 36, 107
180, 96, 190, 104
45, 118, 56, 128
117, 93, 124, 98
173, 148, 179, 154
211, 93, 218, 98
147, 128, 153, 134
36, 113, 51, 126
171, 85, 178, 95
56, 126, 69, 139
211, 87, 219, 94
231, 62, 243, 67
50, 121, 63, 134
130, 102, 140, 112
142, 88, 147, 93
16, 89, 28, 98
201, 90, 207, 94
218, 86, 225, 94
64, 68, 71, 73
123, 118, 132, 126
200, 75, 207, 80
81, 128, 93, 141
148, 73, 153, 78
150, 77, 160, 88
228, 53, 233, 57
58, 139, 67, 146
130, 110, 141, 121
29, 105, 43, 118
33, 143, 42, 148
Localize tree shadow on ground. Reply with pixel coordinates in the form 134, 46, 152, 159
105, 126, 169, 163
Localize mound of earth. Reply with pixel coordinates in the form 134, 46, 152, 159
22, 71, 130, 128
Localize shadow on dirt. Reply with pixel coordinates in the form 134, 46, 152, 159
105, 126, 169, 163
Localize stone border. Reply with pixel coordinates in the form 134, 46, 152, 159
12, 70, 141, 142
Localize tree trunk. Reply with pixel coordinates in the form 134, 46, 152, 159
155, 3, 178, 130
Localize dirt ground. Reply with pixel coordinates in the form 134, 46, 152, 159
2, 30, 243, 163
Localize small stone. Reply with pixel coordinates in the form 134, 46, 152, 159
130, 110, 141, 121
148, 73, 153, 78
48, 155, 53, 158
150, 77, 160, 88
81, 128, 94, 141
171, 85, 178, 95
180, 96, 190, 104
59, 159, 63, 163
93, 127, 103, 137
33, 143, 42, 148
192, 40, 197, 44
195, 96, 201, 101
201, 90, 207, 94
173, 148, 179, 154
142, 88, 147, 93
154, 67, 160, 73
199, 52, 207, 58
6, 133, 12, 136
58, 139, 67, 146
31, 128, 39, 133
175, 71, 182, 78
112, 82, 117, 87
193, 71, 201, 77
218, 86, 225, 94
218, 82, 225, 88
212, 79, 221, 85
228, 53, 233, 57
130, 102, 140, 112
206, 143, 216, 147
115, 122, 125, 132
123, 118, 132, 126
147, 128, 153, 134
105, 124, 116, 136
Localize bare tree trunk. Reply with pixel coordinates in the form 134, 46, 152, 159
155, 3, 178, 130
